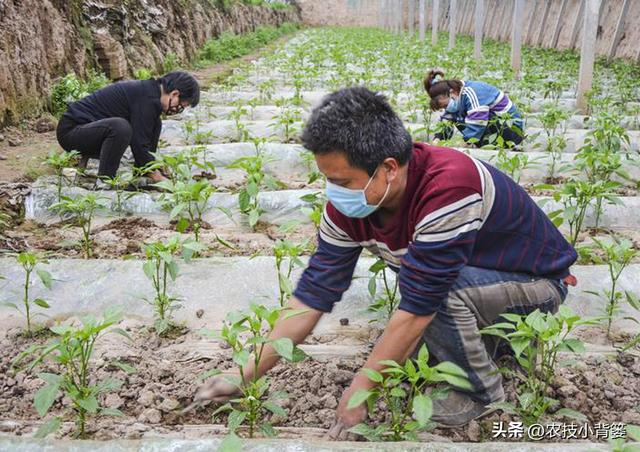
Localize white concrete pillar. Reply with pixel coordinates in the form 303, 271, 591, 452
432, 0, 440, 46
419, 0, 426, 40
511, 0, 526, 76
409, 0, 415, 35
448, 0, 458, 49
474, 0, 484, 61
577, 0, 602, 113
608, 0, 630, 61
552, 0, 569, 48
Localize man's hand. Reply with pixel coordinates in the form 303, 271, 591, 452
148, 169, 168, 183
196, 372, 241, 403
187, 298, 323, 412
326, 310, 434, 441
325, 382, 369, 440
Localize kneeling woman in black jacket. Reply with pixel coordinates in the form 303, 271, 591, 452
56, 71, 200, 183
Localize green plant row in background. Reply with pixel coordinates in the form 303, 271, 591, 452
197, 23, 298, 65
211, 0, 294, 10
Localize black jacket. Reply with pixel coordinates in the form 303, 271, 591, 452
62, 79, 163, 167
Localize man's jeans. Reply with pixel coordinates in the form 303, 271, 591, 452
420, 266, 568, 404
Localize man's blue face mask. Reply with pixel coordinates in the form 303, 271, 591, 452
325, 166, 390, 218
445, 97, 459, 114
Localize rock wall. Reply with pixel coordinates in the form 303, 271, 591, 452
0, 0, 300, 126
296, 0, 640, 61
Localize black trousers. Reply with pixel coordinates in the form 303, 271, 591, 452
56, 116, 133, 178
435, 119, 524, 148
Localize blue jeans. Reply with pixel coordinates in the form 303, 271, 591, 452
420, 266, 568, 404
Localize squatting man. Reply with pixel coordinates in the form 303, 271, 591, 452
193, 87, 577, 438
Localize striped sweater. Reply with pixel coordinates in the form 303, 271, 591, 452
445, 80, 523, 143
293, 143, 576, 316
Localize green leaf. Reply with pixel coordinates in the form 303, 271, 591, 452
555, 408, 587, 422
175, 217, 190, 233
248, 208, 261, 227
110, 328, 133, 342
167, 261, 179, 281
260, 422, 277, 438
347, 389, 372, 410
34, 416, 61, 439
348, 423, 378, 441
389, 387, 407, 398
198, 369, 222, 381
1, 302, 21, 313
33, 298, 50, 308
98, 378, 123, 392
227, 410, 247, 432
488, 401, 517, 415
361, 368, 383, 383
100, 407, 124, 417
111, 361, 137, 375
271, 337, 294, 361
264, 400, 287, 417
439, 373, 473, 390
412, 394, 433, 426
142, 261, 155, 281
77, 395, 99, 413
219, 433, 243, 452
627, 425, 640, 442
433, 361, 468, 378
34, 382, 60, 417
511, 337, 530, 357
36, 269, 53, 290
232, 349, 250, 367
562, 338, 585, 354
37, 373, 62, 385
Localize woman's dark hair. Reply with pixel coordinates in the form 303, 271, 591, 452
423, 69, 463, 111
159, 71, 200, 107
301, 87, 413, 176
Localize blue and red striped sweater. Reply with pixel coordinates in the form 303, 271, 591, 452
294, 143, 577, 316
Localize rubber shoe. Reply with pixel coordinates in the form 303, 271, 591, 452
431, 389, 504, 428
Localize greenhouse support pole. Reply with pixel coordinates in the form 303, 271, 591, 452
569, 0, 584, 48
419, 0, 426, 40
607, 0, 630, 61
511, 0, 526, 76
526, 0, 539, 45
536, 0, 551, 46
409, 0, 415, 35
577, 0, 602, 114
551, 0, 568, 48
432, 0, 440, 46
474, 0, 484, 61
392, 0, 398, 33
381, 0, 386, 30
448, 0, 458, 49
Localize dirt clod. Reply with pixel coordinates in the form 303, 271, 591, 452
139, 408, 162, 424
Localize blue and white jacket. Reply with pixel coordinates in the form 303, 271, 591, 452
444, 80, 523, 143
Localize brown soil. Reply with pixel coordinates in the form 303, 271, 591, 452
5, 215, 640, 262
0, 125, 57, 183
0, 321, 638, 442
1, 216, 318, 259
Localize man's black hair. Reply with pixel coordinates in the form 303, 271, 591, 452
301, 87, 413, 175
159, 71, 200, 107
